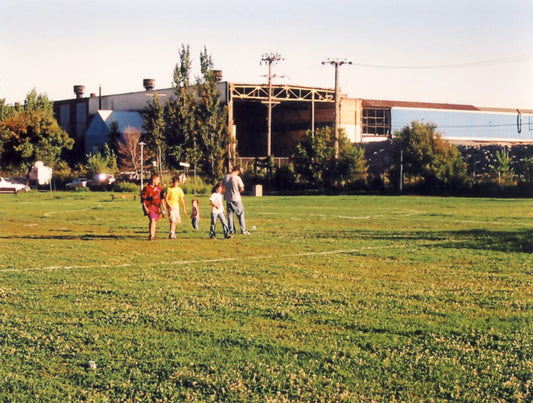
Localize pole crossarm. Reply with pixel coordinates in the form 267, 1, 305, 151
229, 84, 335, 103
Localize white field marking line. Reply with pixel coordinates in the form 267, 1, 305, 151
43, 204, 104, 217
337, 215, 386, 220
336, 214, 531, 227
0, 244, 410, 274
337, 209, 423, 220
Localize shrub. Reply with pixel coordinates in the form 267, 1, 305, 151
181, 176, 210, 194
292, 127, 368, 191
85, 144, 118, 178
114, 182, 139, 193
52, 160, 73, 189
393, 121, 468, 193
273, 164, 297, 191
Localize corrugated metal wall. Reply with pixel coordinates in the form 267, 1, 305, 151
391, 107, 533, 141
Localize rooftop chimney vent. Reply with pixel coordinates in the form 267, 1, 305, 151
73, 85, 85, 99
143, 79, 155, 91
212, 70, 223, 82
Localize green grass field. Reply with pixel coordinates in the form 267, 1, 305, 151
0, 192, 531, 402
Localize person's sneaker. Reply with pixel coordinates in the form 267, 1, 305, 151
210, 235, 217, 239
169, 233, 176, 239
224, 234, 233, 239
242, 231, 251, 235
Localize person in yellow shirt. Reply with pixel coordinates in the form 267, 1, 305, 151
165, 176, 188, 239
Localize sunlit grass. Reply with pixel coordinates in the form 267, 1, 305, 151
0, 192, 532, 401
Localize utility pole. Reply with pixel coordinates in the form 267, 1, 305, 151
261, 52, 283, 156
322, 58, 352, 158
139, 141, 145, 190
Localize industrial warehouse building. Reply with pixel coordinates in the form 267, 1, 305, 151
53, 78, 533, 161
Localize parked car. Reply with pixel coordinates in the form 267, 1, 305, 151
65, 177, 88, 189
118, 171, 139, 182
0, 177, 31, 193
87, 173, 116, 191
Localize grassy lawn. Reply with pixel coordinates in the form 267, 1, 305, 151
0, 191, 531, 401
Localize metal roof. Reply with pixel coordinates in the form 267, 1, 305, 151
104, 111, 144, 132
362, 99, 479, 111
362, 99, 533, 114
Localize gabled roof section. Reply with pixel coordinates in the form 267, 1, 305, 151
105, 111, 144, 132
97, 110, 113, 121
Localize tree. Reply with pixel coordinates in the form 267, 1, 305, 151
292, 127, 367, 190
164, 44, 197, 169
140, 45, 232, 179
394, 121, 467, 192
142, 93, 166, 172
85, 144, 118, 178
0, 90, 74, 174
195, 47, 232, 181
115, 126, 142, 172
337, 141, 368, 187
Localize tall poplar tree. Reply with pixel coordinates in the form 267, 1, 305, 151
195, 47, 231, 180
165, 44, 197, 169
142, 92, 166, 171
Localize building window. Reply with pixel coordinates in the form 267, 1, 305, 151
363, 107, 391, 136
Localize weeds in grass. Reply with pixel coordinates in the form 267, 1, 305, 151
0, 192, 532, 401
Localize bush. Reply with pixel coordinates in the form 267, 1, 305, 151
114, 182, 140, 193
181, 176, 210, 195
73, 186, 90, 192
52, 161, 73, 189
292, 127, 367, 191
393, 121, 467, 193
273, 165, 297, 191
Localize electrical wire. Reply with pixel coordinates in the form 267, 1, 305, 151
389, 122, 531, 130
352, 53, 533, 70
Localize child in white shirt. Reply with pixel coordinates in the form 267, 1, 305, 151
209, 183, 232, 239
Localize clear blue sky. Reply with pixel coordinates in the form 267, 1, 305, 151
1, 0, 532, 109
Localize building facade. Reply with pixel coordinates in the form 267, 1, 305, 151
53, 81, 533, 163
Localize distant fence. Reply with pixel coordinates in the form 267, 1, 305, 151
237, 157, 290, 169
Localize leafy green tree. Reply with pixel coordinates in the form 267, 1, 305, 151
164, 44, 197, 169
337, 141, 368, 187
142, 93, 166, 171
394, 121, 467, 191
293, 127, 334, 189
293, 127, 366, 190
85, 144, 118, 177
0, 90, 74, 173
195, 47, 232, 181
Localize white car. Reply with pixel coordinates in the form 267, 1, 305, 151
0, 177, 31, 193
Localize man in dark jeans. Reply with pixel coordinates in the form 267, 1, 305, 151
223, 165, 251, 235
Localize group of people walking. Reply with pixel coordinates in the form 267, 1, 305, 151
140, 166, 250, 241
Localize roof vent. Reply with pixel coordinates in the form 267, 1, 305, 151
143, 79, 155, 91
212, 70, 223, 82
73, 85, 85, 99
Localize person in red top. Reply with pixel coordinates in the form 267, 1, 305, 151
141, 173, 163, 241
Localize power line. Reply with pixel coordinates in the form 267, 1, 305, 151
390, 122, 531, 130
352, 53, 533, 70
